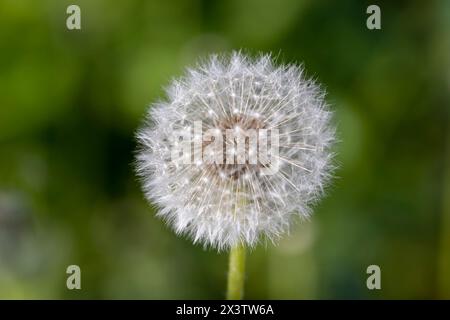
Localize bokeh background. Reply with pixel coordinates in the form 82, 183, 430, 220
0, 0, 449, 299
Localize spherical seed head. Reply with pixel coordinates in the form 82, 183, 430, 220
136, 52, 335, 250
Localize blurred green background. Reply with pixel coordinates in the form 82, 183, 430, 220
0, 0, 449, 299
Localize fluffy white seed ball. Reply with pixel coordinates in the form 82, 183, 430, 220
136, 52, 335, 250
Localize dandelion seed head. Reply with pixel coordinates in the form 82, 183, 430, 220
136, 52, 335, 250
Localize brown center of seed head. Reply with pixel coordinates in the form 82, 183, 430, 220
203, 114, 268, 181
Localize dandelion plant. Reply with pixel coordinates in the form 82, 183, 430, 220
136, 52, 335, 299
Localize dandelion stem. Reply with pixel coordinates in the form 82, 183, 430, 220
226, 243, 246, 300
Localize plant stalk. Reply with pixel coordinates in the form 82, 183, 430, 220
226, 243, 246, 300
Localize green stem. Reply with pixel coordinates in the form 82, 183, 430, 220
226, 243, 246, 300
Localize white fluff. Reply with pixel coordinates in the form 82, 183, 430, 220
136, 52, 335, 250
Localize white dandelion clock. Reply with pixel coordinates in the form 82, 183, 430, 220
136, 52, 335, 298
137, 52, 335, 298
137, 52, 335, 249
